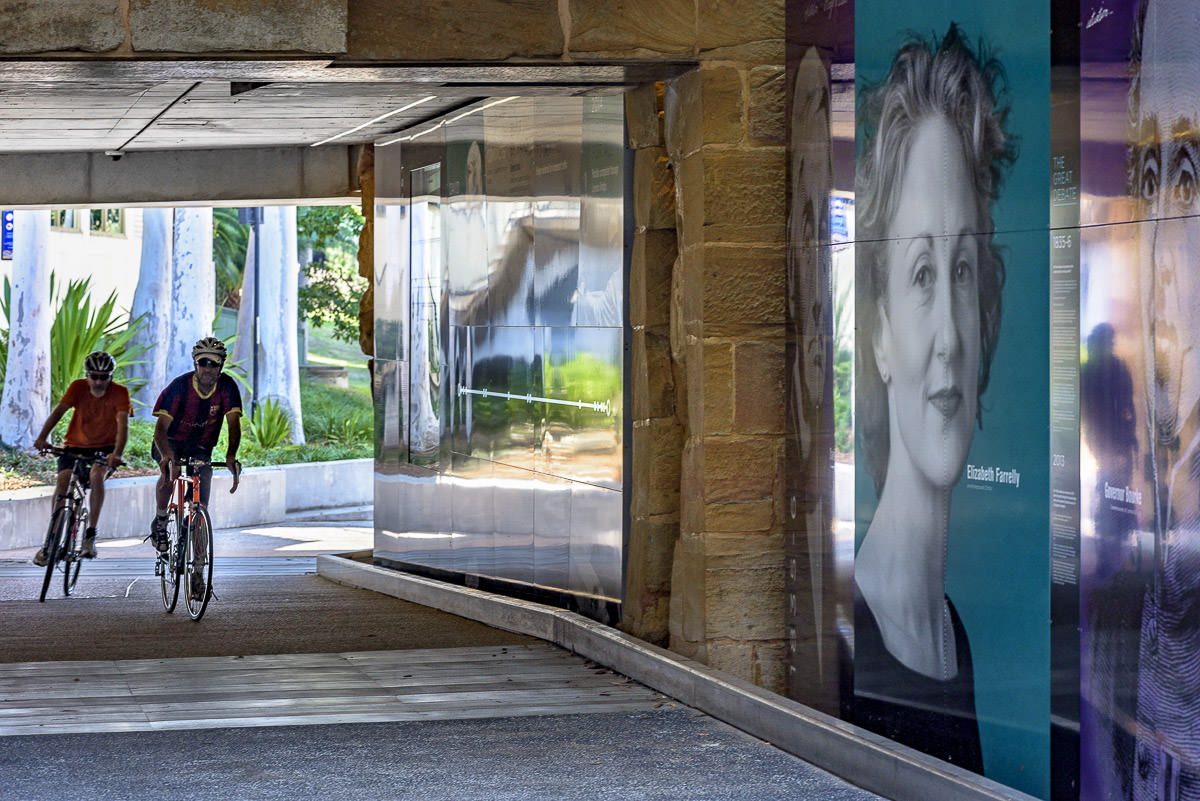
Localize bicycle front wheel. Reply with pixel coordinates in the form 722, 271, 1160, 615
63, 517, 82, 596
159, 510, 181, 613
184, 505, 213, 621
39, 508, 69, 602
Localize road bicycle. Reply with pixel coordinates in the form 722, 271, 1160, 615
38, 447, 118, 602
154, 454, 240, 621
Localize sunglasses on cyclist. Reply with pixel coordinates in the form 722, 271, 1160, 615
195, 358, 223, 369
87, 372, 112, 381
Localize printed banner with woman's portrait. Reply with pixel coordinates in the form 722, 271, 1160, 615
849, 4, 1051, 797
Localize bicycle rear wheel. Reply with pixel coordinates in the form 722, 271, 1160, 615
63, 517, 82, 595
184, 506, 213, 621
39, 508, 69, 602
159, 510, 181, 613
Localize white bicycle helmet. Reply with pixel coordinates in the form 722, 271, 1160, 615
192, 336, 228, 363
84, 350, 115, 373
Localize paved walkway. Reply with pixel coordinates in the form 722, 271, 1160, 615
0, 509, 884, 801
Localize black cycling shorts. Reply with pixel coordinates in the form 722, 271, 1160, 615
151, 442, 214, 506
57, 446, 114, 488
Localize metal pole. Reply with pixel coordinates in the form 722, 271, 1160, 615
252, 210, 260, 418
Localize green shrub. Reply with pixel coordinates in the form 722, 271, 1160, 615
301, 381, 372, 444
248, 398, 292, 449
1, 273, 149, 405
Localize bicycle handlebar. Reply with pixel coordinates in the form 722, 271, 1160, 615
165, 455, 242, 494
40, 446, 121, 478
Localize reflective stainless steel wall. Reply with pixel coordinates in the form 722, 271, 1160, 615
373, 96, 625, 609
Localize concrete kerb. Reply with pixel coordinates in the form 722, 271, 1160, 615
0, 458, 372, 551
316, 554, 1040, 801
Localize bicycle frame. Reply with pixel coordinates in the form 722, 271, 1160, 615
156, 455, 232, 620
39, 447, 112, 601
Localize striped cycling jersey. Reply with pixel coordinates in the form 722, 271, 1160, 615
153, 371, 242, 452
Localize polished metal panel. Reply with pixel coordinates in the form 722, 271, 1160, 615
577, 95, 625, 328
374, 95, 625, 607
542, 326, 623, 488
409, 163, 445, 468
373, 358, 405, 469
491, 461, 536, 585
484, 103, 535, 329
568, 480, 622, 601
449, 458, 496, 578
486, 325, 542, 474
445, 115, 489, 329
532, 99, 582, 326
373, 203, 408, 364
532, 472, 573, 591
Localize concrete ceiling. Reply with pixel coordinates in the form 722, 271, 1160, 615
0, 61, 663, 156
0, 61, 679, 206
0, 80, 475, 154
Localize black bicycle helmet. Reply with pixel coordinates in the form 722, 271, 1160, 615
191, 336, 228, 363
84, 350, 115, 373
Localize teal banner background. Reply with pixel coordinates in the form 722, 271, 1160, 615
853, 1, 1051, 796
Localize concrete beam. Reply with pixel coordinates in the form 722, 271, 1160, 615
0, 145, 361, 207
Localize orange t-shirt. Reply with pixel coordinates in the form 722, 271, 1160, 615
61, 379, 132, 449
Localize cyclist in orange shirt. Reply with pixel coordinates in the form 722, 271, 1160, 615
32, 351, 131, 563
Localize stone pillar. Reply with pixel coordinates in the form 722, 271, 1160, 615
662, 55, 789, 691
621, 83, 682, 647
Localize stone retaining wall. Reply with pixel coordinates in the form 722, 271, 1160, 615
0, 458, 372, 551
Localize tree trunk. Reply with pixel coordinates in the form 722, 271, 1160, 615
256, 206, 305, 444
232, 223, 256, 403
128, 207, 174, 416
0, 211, 52, 448
297, 244, 310, 366
168, 207, 215, 380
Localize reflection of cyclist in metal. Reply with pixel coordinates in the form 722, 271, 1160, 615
148, 338, 242, 586
32, 351, 130, 564
1081, 323, 1139, 578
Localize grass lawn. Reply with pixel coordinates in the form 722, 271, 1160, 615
305, 323, 370, 392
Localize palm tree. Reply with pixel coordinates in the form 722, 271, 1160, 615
213, 207, 248, 308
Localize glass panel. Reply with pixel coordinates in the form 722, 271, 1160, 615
49, 209, 78, 230
89, 208, 123, 234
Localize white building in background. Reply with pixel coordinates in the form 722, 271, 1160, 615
1, 208, 144, 320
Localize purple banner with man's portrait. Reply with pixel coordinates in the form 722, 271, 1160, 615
1078, 0, 1200, 799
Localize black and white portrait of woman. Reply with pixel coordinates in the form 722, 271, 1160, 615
853, 23, 1016, 772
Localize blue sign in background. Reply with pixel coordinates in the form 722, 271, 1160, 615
2, 210, 13, 260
